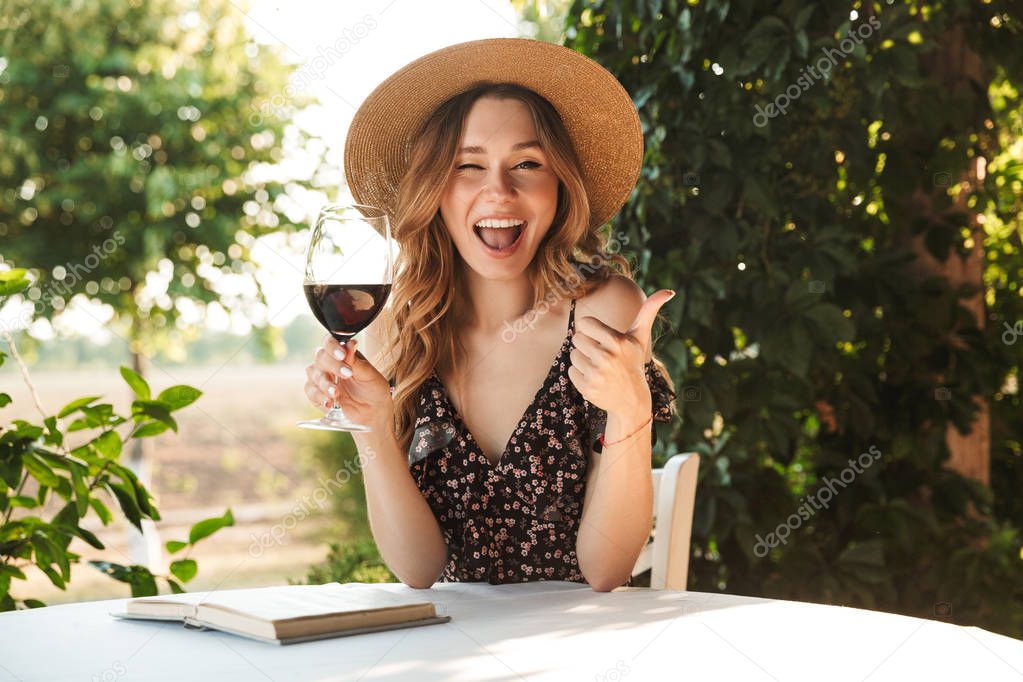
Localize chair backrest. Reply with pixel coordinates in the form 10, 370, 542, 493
631, 452, 700, 590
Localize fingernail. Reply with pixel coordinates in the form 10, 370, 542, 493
333, 349, 345, 361
667, 290, 676, 299
327, 385, 336, 396
340, 366, 353, 378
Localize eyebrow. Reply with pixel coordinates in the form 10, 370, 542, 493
457, 140, 542, 154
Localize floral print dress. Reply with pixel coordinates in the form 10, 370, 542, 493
407, 298, 677, 585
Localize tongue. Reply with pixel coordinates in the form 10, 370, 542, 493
478, 226, 521, 250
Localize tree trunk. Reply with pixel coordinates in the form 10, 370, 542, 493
903, 24, 990, 486
126, 338, 164, 572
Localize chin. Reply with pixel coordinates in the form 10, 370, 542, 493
467, 251, 534, 278
469, 258, 530, 279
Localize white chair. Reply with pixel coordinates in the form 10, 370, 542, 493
631, 452, 701, 590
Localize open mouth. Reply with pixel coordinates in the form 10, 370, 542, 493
473, 218, 526, 252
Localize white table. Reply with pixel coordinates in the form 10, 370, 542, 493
2, 581, 1022, 681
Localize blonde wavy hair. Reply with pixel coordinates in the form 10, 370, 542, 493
368, 83, 674, 454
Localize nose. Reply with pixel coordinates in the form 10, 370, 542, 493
482, 166, 515, 201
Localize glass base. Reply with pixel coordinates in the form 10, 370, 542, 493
297, 408, 372, 432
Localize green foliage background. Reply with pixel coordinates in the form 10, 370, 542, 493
0, 0, 319, 358
1, 269, 235, 608
564, 0, 1023, 636
3, 0, 1022, 640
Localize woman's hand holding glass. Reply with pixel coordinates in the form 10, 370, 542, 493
298, 203, 394, 432
304, 335, 394, 431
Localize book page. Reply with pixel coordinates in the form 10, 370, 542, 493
126, 591, 206, 617
193, 583, 432, 623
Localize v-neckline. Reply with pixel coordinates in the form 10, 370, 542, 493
429, 300, 575, 469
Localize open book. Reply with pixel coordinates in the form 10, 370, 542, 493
109, 582, 450, 645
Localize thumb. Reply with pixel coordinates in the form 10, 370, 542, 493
626, 289, 676, 353
344, 339, 365, 375
345, 338, 380, 381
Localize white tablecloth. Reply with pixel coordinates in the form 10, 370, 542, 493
1, 581, 1022, 681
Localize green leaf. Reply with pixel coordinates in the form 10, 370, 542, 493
91, 561, 158, 597
188, 508, 234, 545
129, 568, 159, 597
783, 279, 817, 309
51, 502, 80, 538
132, 421, 170, 439
89, 498, 113, 525
120, 366, 151, 400
10, 420, 43, 440
167, 578, 185, 594
804, 303, 855, 343
74, 525, 104, 550
42, 416, 63, 448
0, 563, 27, 593
66, 418, 92, 433
169, 558, 198, 583
131, 401, 177, 432
793, 4, 815, 31
165, 540, 188, 554
34, 449, 72, 471
0, 268, 29, 296
91, 431, 123, 460
0, 454, 21, 489
57, 395, 102, 419
838, 540, 885, 566
89, 560, 131, 582
71, 463, 89, 516
23, 599, 46, 608
109, 463, 159, 520
107, 482, 143, 531
31, 532, 70, 581
156, 385, 202, 411
37, 562, 66, 590
0, 393, 11, 408
22, 452, 61, 487
79, 404, 123, 429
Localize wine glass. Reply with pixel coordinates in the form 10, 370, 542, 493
298, 203, 394, 432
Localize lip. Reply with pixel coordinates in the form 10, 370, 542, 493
473, 219, 527, 259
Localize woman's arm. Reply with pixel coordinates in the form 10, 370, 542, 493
571, 275, 659, 591
353, 424, 449, 589
352, 305, 448, 588
576, 408, 654, 592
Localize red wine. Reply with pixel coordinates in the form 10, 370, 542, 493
304, 283, 391, 342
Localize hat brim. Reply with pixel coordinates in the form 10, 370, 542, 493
344, 38, 643, 230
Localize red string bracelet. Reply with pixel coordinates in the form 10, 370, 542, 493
598, 414, 653, 448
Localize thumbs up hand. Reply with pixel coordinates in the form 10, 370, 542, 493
567, 289, 675, 416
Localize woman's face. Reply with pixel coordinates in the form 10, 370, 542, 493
439, 96, 559, 277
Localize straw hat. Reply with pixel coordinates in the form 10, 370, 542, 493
343, 38, 643, 230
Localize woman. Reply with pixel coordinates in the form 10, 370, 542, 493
303, 39, 677, 591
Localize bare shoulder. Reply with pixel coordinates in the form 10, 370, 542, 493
577, 273, 645, 334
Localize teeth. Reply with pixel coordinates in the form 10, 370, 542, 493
474, 218, 525, 229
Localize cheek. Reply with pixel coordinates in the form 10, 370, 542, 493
441, 179, 479, 215
532, 169, 558, 191
527, 175, 559, 215
439, 185, 466, 223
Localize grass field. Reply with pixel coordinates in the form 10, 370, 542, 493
3, 361, 361, 605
